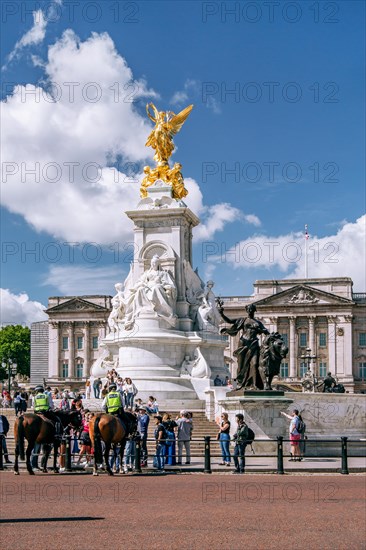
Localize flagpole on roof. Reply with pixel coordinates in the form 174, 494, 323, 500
305, 224, 309, 279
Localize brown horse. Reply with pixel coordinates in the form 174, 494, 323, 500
89, 412, 137, 476
14, 410, 83, 475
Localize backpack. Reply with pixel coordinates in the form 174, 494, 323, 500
297, 419, 306, 434
246, 427, 255, 444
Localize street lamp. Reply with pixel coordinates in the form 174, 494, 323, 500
300, 347, 317, 375
1, 360, 17, 393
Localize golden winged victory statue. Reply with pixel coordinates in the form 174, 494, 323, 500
141, 103, 193, 200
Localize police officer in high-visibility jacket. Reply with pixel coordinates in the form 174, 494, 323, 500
102, 383, 124, 417
33, 385, 61, 431
34, 385, 53, 413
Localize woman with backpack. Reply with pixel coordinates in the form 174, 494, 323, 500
281, 409, 302, 461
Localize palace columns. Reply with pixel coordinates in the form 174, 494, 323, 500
68, 321, 75, 378
49, 321, 59, 378
308, 316, 316, 353
289, 316, 297, 377
327, 316, 337, 376
83, 321, 90, 378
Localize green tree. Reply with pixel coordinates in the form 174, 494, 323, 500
0, 325, 31, 379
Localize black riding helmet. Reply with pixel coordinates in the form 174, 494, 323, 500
109, 383, 117, 390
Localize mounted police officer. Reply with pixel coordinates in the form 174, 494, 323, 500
33, 385, 61, 433
102, 383, 124, 419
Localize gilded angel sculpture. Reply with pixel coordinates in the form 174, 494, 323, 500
145, 103, 193, 165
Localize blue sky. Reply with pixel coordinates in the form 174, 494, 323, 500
1, 0, 365, 324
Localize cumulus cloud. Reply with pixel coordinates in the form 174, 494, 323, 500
4, 10, 47, 68
2, 30, 245, 245
170, 79, 199, 105
0, 289, 47, 326
193, 202, 261, 241
222, 215, 366, 291
43, 265, 124, 295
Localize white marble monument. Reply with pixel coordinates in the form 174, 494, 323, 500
91, 181, 228, 402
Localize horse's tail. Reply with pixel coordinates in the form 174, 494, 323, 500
17, 416, 26, 460
93, 417, 103, 464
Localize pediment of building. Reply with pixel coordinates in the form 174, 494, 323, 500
254, 284, 354, 308
46, 297, 110, 314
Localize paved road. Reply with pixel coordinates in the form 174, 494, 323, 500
1, 471, 365, 549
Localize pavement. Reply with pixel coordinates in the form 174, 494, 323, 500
2, 454, 365, 474
1, 471, 365, 550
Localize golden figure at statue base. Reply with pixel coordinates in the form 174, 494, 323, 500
141, 103, 193, 200
141, 162, 188, 200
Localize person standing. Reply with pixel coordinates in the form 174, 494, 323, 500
281, 409, 301, 461
154, 415, 166, 471
85, 380, 91, 399
123, 378, 138, 411
162, 413, 177, 466
232, 414, 248, 474
137, 406, 150, 467
217, 412, 231, 467
176, 412, 193, 465
0, 414, 12, 464
13, 392, 22, 417
93, 377, 102, 399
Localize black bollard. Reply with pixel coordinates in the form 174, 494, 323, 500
0, 435, 4, 470
204, 436, 212, 474
135, 438, 142, 473
277, 436, 284, 475
65, 435, 72, 472
341, 436, 349, 475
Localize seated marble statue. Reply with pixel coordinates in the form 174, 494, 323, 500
124, 254, 177, 330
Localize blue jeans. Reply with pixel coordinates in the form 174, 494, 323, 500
110, 446, 120, 470
125, 393, 134, 409
233, 443, 246, 472
220, 433, 231, 463
155, 443, 166, 470
124, 440, 135, 467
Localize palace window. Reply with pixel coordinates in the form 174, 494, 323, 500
62, 336, 69, 350
77, 336, 83, 350
299, 362, 308, 377
299, 333, 307, 347
61, 363, 68, 378
280, 362, 288, 377
359, 333, 366, 347
76, 362, 83, 378
319, 362, 327, 377
281, 334, 288, 346
319, 333, 327, 347
92, 336, 98, 349
359, 363, 366, 380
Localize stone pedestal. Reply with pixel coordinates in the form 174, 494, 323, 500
101, 182, 228, 404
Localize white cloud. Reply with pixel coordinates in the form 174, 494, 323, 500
206, 96, 222, 115
223, 214, 366, 291
193, 202, 260, 241
43, 265, 124, 295
0, 289, 47, 326
4, 10, 47, 67
170, 79, 199, 105
2, 31, 244, 245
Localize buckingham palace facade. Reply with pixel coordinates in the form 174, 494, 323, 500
31, 277, 366, 392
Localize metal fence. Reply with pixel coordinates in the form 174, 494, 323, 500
1, 434, 365, 475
